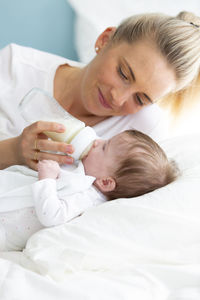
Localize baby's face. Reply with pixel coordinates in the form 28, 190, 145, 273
82, 133, 124, 178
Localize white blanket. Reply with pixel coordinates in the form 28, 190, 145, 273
0, 133, 200, 299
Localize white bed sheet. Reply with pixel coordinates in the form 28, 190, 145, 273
0, 253, 200, 300
0, 252, 168, 300
0, 133, 200, 299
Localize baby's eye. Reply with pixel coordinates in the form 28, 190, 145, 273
102, 142, 106, 151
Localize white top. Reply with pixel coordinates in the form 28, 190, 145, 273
0, 162, 106, 251
0, 43, 168, 142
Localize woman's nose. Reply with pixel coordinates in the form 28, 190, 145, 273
110, 87, 132, 107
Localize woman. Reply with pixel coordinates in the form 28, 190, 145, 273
0, 11, 200, 170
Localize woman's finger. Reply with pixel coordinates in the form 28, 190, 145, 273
18, 121, 70, 169
31, 150, 74, 165
35, 139, 74, 155
29, 121, 66, 135
29, 159, 39, 171
38, 132, 49, 140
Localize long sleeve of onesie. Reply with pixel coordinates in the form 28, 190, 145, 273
31, 179, 105, 227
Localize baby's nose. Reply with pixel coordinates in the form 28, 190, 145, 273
93, 140, 99, 147
93, 139, 103, 148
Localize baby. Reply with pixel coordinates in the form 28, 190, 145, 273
0, 130, 178, 251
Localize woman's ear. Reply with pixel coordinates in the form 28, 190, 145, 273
95, 27, 116, 51
94, 176, 116, 193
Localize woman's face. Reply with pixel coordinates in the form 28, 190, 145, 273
80, 34, 176, 117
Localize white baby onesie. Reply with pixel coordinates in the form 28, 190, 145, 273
0, 162, 106, 251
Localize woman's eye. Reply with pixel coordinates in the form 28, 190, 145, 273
136, 94, 144, 106
118, 66, 128, 80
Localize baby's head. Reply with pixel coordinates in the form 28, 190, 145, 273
82, 130, 178, 200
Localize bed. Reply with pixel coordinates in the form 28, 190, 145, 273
0, 133, 200, 299
0, 1, 200, 299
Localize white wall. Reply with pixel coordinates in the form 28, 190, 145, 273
69, 0, 200, 63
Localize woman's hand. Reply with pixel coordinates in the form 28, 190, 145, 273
17, 121, 74, 170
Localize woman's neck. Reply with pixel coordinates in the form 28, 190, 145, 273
54, 64, 82, 112
54, 64, 109, 126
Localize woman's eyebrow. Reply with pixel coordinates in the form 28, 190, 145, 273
122, 57, 136, 81
123, 57, 153, 104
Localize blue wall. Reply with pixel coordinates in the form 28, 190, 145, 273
0, 0, 78, 60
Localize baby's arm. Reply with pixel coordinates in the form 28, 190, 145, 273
34, 160, 69, 226
38, 160, 60, 180
32, 160, 95, 227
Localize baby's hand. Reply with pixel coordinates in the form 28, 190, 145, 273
38, 160, 60, 180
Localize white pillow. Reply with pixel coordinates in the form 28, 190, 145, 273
68, 0, 200, 63
24, 133, 200, 280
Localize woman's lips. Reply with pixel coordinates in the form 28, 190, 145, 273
98, 88, 112, 109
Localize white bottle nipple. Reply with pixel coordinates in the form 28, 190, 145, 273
70, 126, 98, 160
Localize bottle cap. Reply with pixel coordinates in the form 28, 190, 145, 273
70, 126, 98, 160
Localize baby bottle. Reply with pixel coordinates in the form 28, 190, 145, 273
19, 88, 98, 160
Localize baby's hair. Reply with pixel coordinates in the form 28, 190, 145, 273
109, 11, 200, 118
105, 130, 179, 200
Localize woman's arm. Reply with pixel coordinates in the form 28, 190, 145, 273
0, 137, 21, 169
0, 121, 74, 170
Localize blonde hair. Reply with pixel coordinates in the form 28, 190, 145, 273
105, 130, 179, 200
110, 11, 200, 118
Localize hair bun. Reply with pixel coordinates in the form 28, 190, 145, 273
177, 11, 200, 27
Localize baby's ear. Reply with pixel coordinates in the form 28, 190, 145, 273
94, 177, 116, 193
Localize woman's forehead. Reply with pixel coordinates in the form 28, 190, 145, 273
110, 40, 176, 100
